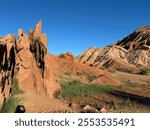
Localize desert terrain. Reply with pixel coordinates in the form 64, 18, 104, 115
0, 21, 150, 113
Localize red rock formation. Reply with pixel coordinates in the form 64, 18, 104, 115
59, 52, 75, 61
0, 35, 16, 107
0, 21, 60, 108
16, 20, 60, 98
48, 53, 120, 86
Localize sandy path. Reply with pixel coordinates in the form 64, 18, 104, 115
16, 88, 70, 113
115, 71, 150, 85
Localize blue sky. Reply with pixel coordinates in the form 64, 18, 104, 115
0, 0, 149, 56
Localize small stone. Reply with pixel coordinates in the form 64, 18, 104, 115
83, 105, 98, 113
100, 107, 107, 113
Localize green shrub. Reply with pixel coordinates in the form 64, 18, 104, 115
86, 74, 96, 81
69, 79, 82, 85
0, 98, 20, 113
12, 78, 19, 95
76, 71, 95, 81
60, 80, 112, 99
0, 77, 23, 113
108, 69, 116, 73
140, 67, 150, 75
12, 77, 24, 95
100, 66, 106, 70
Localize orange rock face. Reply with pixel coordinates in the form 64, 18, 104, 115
16, 21, 60, 98
0, 35, 16, 106
48, 53, 120, 86
59, 52, 75, 61
0, 21, 60, 107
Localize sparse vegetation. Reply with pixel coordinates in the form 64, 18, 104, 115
86, 74, 96, 81
123, 80, 136, 87
140, 67, 150, 75
119, 68, 133, 73
12, 77, 24, 95
100, 66, 106, 70
60, 79, 113, 99
0, 77, 23, 113
113, 99, 140, 113
65, 71, 72, 76
0, 98, 20, 113
76, 70, 96, 82
108, 69, 116, 73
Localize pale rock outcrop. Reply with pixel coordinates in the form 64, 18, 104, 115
77, 26, 150, 69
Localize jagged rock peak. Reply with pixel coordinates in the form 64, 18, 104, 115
33, 20, 42, 38
17, 20, 47, 49
136, 25, 150, 33
16, 20, 60, 98
115, 26, 150, 51
77, 25, 150, 69
0, 20, 60, 108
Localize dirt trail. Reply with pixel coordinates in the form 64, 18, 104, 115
115, 71, 150, 85
16, 88, 70, 113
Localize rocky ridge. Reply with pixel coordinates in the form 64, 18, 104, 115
0, 21, 60, 107
77, 26, 150, 69
0, 35, 16, 107
16, 20, 60, 98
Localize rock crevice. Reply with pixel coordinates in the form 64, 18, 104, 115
0, 35, 16, 107
77, 26, 150, 69
0, 21, 60, 107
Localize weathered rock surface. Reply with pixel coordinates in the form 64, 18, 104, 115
77, 26, 150, 69
49, 52, 120, 86
59, 52, 75, 61
0, 21, 60, 107
16, 20, 60, 98
0, 35, 16, 107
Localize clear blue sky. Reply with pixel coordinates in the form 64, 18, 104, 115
0, 0, 149, 56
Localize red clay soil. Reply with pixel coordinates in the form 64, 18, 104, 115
48, 54, 120, 86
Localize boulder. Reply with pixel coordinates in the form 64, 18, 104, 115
100, 107, 108, 113
83, 105, 99, 113
59, 52, 75, 61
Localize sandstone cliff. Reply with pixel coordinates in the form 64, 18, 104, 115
0, 35, 16, 107
0, 21, 60, 107
16, 20, 60, 98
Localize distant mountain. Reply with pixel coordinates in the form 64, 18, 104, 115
77, 26, 150, 70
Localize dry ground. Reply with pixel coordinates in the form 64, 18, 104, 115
15, 88, 71, 112
15, 71, 150, 113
